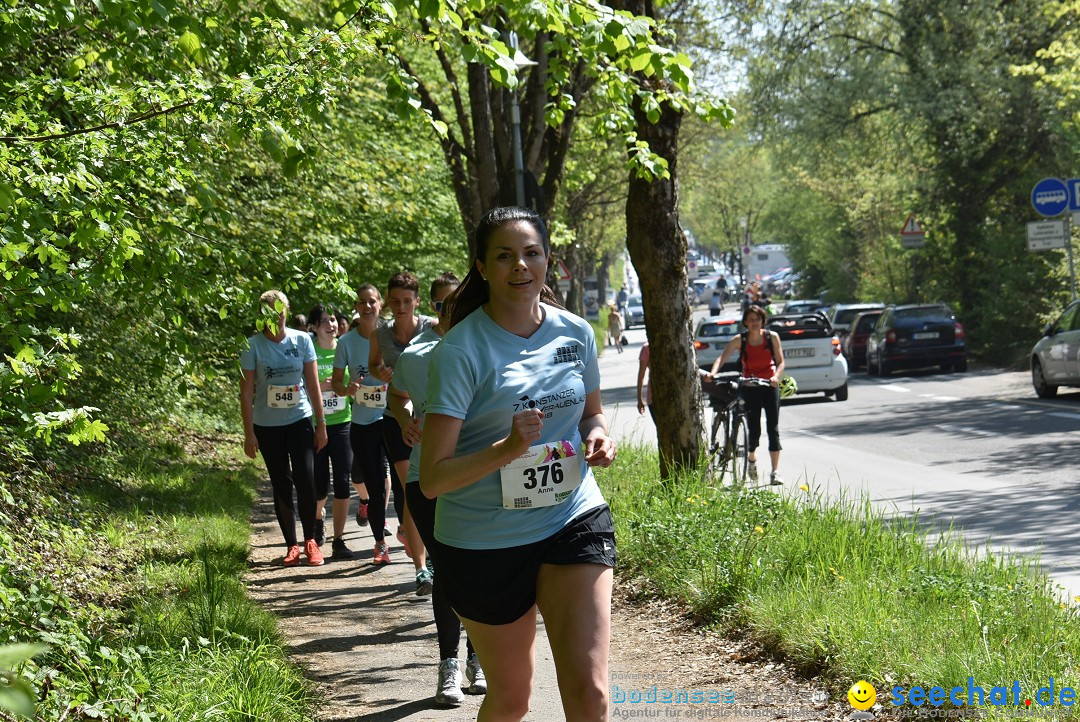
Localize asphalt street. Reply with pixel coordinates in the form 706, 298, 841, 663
600, 306, 1080, 598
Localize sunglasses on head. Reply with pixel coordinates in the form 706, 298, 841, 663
434, 301, 444, 312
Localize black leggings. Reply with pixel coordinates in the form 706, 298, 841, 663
742, 385, 781, 453
254, 419, 316, 547
382, 415, 408, 524
351, 421, 387, 543
315, 422, 352, 500
405, 482, 474, 661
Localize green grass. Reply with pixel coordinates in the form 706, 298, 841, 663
598, 447, 1080, 718
0, 422, 314, 721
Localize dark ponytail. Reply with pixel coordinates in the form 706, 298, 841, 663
444, 206, 563, 329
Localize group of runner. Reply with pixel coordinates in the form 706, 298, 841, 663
239, 206, 618, 718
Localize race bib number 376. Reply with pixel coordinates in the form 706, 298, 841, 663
500, 440, 582, 510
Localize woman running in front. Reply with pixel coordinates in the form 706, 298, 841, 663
308, 304, 356, 559
707, 304, 786, 484
332, 285, 394, 564
421, 207, 617, 722
240, 290, 328, 566
389, 272, 487, 705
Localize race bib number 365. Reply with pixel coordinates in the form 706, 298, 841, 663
500, 440, 582, 510
268, 384, 301, 409
322, 390, 347, 414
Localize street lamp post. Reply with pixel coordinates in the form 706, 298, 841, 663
508, 32, 536, 208
738, 216, 748, 288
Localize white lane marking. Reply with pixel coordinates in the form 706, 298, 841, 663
994, 404, 1022, 410
880, 385, 911, 394
789, 428, 838, 442
935, 423, 993, 437
935, 396, 960, 402
1049, 412, 1080, 422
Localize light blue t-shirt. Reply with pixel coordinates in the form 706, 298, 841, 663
240, 328, 317, 427
425, 304, 605, 549
390, 330, 441, 485
333, 328, 384, 426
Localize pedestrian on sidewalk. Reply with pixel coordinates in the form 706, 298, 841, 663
421, 206, 618, 722
607, 303, 624, 352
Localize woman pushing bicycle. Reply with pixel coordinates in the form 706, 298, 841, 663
707, 304, 786, 485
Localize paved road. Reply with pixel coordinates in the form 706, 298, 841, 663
600, 309, 1080, 598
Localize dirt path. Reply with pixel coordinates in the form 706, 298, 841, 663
246, 490, 856, 721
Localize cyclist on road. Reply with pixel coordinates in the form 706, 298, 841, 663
240, 290, 328, 567
707, 304, 786, 485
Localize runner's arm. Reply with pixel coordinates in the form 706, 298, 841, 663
240, 369, 258, 459
304, 360, 328, 452
368, 333, 393, 382
419, 410, 542, 498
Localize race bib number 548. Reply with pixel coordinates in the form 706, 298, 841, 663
267, 384, 301, 409
500, 440, 582, 510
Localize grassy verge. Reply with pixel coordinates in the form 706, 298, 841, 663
0, 419, 313, 721
597, 447, 1080, 718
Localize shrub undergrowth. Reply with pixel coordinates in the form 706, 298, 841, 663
598, 446, 1080, 718
0, 419, 312, 721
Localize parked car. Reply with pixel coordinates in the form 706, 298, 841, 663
781, 299, 830, 315
865, 303, 966, 376
1030, 299, 1080, 398
624, 295, 645, 329
766, 313, 849, 400
693, 317, 746, 372
841, 310, 884, 371
826, 303, 885, 336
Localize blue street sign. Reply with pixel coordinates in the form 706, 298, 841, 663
1069, 178, 1080, 212
1031, 177, 1068, 217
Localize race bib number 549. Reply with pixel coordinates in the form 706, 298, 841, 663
353, 384, 388, 409
500, 440, 582, 510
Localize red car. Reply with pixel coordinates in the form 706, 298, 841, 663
841, 310, 883, 371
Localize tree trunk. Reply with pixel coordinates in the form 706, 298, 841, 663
625, 84, 702, 479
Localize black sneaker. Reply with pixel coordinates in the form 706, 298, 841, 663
314, 519, 325, 547
331, 537, 354, 560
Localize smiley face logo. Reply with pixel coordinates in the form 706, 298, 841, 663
848, 681, 877, 711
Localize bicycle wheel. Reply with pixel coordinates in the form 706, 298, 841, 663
727, 414, 750, 486
706, 405, 726, 479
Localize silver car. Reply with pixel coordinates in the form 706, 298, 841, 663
1031, 299, 1080, 398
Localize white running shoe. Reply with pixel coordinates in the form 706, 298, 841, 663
465, 652, 487, 694
769, 470, 783, 486
748, 461, 759, 482
435, 658, 464, 706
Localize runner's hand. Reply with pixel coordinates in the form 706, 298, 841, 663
637, 398, 645, 415
402, 417, 423, 447
244, 434, 259, 459
583, 431, 616, 468
372, 363, 393, 383
506, 409, 543, 457
314, 424, 328, 453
